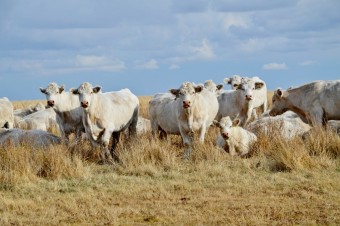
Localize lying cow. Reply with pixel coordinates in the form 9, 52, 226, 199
269, 80, 340, 126
224, 75, 267, 117
149, 81, 219, 158
72, 82, 139, 163
0, 97, 14, 129
14, 102, 46, 126
40, 83, 85, 140
216, 77, 265, 126
248, 111, 311, 139
216, 116, 257, 157
0, 128, 61, 148
15, 108, 60, 133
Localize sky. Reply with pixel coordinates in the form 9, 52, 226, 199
0, 0, 340, 100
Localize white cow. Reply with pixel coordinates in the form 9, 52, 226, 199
72, 82, 139, 163
14, 103, 46, 126
216, 78, 265, 126
149, 81, 219, 158
224, 75, 267, 117
203, 80, 224, 96
248, 111, 311, 139
0, 97, 14, 129
40, 83, 85, 140
216, 116, 257, 157
0, 128, 61, 148
269, 80, 340, 126
15, 108, 59, 133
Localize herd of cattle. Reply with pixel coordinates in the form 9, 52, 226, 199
0, 76, 339, 162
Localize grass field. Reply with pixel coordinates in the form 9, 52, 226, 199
1, 96, 340, 225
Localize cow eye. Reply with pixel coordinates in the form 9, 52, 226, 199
233, 84, 238, 87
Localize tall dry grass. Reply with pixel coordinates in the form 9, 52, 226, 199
1, 95, 340, 225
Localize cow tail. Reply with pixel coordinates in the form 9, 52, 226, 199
129, 104, 139, 136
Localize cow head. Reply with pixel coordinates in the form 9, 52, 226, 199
204, 80, 224, 95
224, 75, 243, 90
72, 82, 101, 109
216, 116, 240, 140
269, 89, 287, 116
170, 82, 203, 109
40, 83, 65, 107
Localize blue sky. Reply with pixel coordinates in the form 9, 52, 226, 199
1, 0, 340, 100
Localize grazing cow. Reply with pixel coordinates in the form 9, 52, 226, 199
72, 82, 139, 163
216, 78, 265, 126
40, 83, 85, 140
269, 80, 340, 126
0, 97, 14, 129
248, 111, 311, 139
0, 128, 61, 148
224, 75, 267, 117
149, 81, 219, 158
216, 116, 257, 157
15, 108, 59, 133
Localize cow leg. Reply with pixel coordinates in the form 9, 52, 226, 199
199, 124, 207, 143
310, 108, 324, 126
180, 127, 193, 159
110, 132, 121, 162
159, 127, 167, 140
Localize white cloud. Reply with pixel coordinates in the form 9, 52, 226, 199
262, 62, 288, 70
169, 64, 180, 70
224, 14, 249, 31
137, 59, 159, 70
75, 55, 126, 72
192, 39, 216, 60
299, 60, 316, 66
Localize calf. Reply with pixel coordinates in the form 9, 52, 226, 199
149, 81, 219, 158
72, 82, 139, 163
269, 80, 340, 126
40, 83, 85, 140
216, 116, 257, 157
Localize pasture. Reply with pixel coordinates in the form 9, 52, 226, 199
1, 95, 340, 225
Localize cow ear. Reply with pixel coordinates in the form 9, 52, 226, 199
40, 88, 47, 94
232, 119, 241, 127
216, 84, 224, 90
169, 89, 180, 96
71, 88, 79, 95
213, 120, 221, 128
195, 85, 203, 93
93, 86, 101, 93
59, 85, 65, 93
276, 89, 283, 97
224, 78, 231, 84
255, 82, 264, 90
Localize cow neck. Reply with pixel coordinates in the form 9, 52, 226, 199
283, 90, 308, 121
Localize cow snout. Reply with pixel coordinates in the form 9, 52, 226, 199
47, 100, 55, 107
222, 132, 229, 139
183, 100, 191, 108
81, 101, 89, 108
245, 95, 253, 101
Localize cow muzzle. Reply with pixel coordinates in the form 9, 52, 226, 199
81, 101, 89, 108
245, 95, 253, 101
222, 132, 229, 139
47, 100, 55, 107
183, 100, 191, 109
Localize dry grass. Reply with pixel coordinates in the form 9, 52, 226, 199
1, 96, 340, 225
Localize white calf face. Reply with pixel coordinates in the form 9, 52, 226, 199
218, 116, 233, 139
40, 83, 65, 107
204, 80, 224, 95
269, 89, 287, 116
170, 82, 203, 109
72, 82, 101, 109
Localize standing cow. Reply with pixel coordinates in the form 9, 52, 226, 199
72, 82, 139, 163
216, 78, 265, 126
149, 81, 219, 159
40, 83, 85, 140
224, 75, 267, 117
0, 97, 14, 129
269, 80, 340, 126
